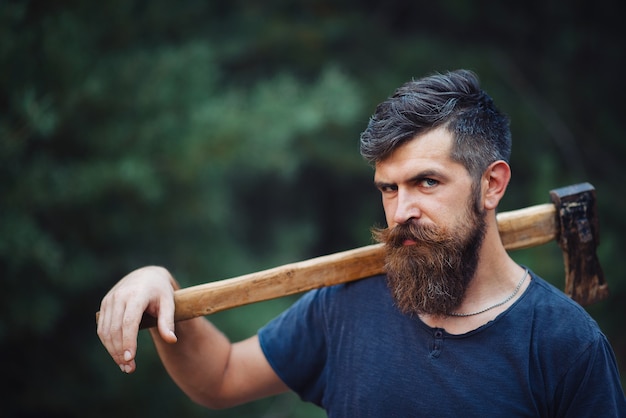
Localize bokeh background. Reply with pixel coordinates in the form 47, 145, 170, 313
2, 1, 624, 417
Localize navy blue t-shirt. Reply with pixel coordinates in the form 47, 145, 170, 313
258, 270, 626, 417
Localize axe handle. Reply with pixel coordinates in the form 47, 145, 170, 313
96, 203, 557, 328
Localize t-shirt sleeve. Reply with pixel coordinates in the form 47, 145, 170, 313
258, 288, 329, 405
554, 332, 626, 417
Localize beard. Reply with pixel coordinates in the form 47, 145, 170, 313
372, 203, 487, 317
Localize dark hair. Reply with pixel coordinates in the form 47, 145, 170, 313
359, 69, 511, 183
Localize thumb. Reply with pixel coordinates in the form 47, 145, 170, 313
156, 295, 178, 344
158, 320, 178, 344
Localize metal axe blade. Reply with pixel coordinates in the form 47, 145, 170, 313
550, 182, 608, 306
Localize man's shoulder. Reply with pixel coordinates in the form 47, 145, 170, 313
526, 271, 591, 311
314, 274, 402, 320
321, 274, 388, 298
522, 269, 603, 339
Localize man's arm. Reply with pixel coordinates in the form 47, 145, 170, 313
557, 334, 626, 417
97, 266, 289, 409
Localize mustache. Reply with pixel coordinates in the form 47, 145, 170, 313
372, 220, 452, 248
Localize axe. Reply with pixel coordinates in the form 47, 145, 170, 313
96, 183, 608, 328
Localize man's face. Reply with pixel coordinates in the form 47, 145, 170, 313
373, 128, 486, 316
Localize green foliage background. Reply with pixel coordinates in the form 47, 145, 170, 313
2, 1, 624, 416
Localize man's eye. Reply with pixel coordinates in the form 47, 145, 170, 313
421, 178, 439, 188
379, 185, 397, 193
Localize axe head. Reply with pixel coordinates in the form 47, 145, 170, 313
550, 183, 608, 306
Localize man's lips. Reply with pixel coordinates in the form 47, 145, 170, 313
402, 239, 417, 246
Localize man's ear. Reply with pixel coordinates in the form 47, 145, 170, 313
482, 160, 511, 210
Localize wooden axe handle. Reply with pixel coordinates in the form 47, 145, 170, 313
100, 203, 555, 328
94, 203, 557, 327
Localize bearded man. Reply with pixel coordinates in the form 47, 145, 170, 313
98, 69, 626, 416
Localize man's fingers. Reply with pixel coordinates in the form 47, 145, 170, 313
156, 293, 178, 344
96, 266, 178, 373
97, 297, 129, 371
96, 292, 143, 373
118, 302, 146, 373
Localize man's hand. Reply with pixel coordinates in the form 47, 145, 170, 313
97, 266, 179, 373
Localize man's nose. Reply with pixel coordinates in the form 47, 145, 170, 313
392, 190, 422, 225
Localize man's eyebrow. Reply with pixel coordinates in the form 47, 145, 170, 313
374, 169, 447, 188
408, 169, 447, 182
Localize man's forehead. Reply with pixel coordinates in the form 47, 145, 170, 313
374, 130, 455, 178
